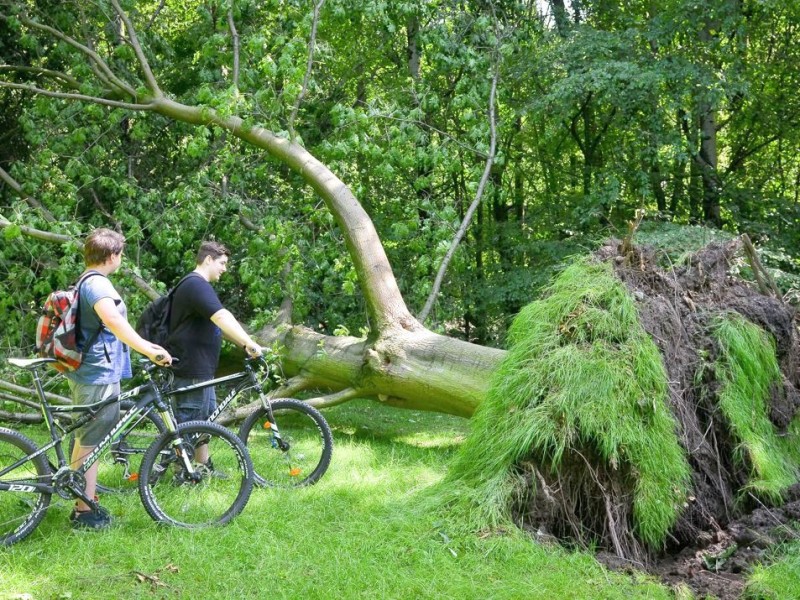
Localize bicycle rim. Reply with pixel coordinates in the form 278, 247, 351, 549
0, 429, 52, 546
239, 399, 333, 488
138, 421, 253, 528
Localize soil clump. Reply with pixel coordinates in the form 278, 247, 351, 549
517, 238, 800, 599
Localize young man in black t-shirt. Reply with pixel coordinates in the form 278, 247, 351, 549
168, 241, 262, 464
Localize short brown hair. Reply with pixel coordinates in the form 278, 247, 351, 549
84, 228, 125, 266
196, 240, 230, 265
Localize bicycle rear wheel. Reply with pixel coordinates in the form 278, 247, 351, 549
69, 401, 166, 493
0, 428, 52, 546
238, 398, 333, 488
138, 421, 253, 528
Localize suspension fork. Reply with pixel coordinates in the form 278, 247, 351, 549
151, 386, 196, 475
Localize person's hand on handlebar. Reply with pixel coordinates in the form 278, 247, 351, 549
244, 342, 262, 358
144, 343, 172, 366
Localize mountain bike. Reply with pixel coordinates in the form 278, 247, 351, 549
87, 356, 333, 492
0, 357, 254, 546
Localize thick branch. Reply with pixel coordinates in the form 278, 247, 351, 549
418, 65, 499, 322
153, 96, 417, 332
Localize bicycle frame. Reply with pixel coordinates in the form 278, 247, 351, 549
166, 359, 268, 424
1, 358, 273, 503
0, 363, 180, 505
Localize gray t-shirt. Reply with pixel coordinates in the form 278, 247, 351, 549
65, 272, 132, 385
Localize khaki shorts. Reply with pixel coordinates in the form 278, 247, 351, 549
68, 381, 121, 446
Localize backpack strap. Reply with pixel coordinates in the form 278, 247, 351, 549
75, 270, 108, 357
165, 272, 204, 336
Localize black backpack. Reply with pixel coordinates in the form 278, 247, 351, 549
135, 274, 198, 347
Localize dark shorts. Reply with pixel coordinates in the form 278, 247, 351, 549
170, 377, 216, 423
68, 381, 120, 446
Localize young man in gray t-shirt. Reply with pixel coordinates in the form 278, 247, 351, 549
66, 228, 172, 529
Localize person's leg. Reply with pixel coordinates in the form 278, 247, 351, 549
68, 381, 120, 514
170, 378, 215, 464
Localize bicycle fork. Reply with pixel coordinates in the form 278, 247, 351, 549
153, 400, 201, 483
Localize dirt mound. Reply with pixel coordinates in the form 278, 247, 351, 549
641, 483, 800, 599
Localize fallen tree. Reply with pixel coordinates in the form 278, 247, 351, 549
0, 0, 503, 419
1, 4, 798, 575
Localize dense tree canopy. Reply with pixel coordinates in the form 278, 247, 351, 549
1, 0, 799, 565
2, 0, 798, 350
1, 0, 798, 392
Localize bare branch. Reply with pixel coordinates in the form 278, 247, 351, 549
0, 166, 56, 222
227, 9, 240, 89
7, 12, 137, 97
0, 64, 81, 90
0, 408, 43, 424
110, 0, 162, 96
418, 63, 500, 323
304, 387, 363, 409
0, 379, 71, 405
0, 394, 40, 411
90, 189, 121, 229
0, 213, 73, 243
288, 0, 326, 138
0, 81, 155, 111
145, 0, 167, 31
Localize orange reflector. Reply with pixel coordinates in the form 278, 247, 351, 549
263, 421, 273, 429
289, 468, 301, 477
127, 473, 139, 481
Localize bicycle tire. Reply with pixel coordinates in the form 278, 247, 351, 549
0, 427, 52, 546
238, 398, 333, 488
69, 400, 166, 494
138, 421, 253, 528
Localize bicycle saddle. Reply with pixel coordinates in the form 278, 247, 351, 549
7, 357, 57, 370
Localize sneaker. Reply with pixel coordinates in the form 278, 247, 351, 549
201, 458, 229, 480
69, 505, 112, 530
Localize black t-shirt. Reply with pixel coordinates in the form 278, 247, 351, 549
168, 274, 224, 378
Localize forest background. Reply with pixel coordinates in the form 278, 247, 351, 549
1, 0, 798, 360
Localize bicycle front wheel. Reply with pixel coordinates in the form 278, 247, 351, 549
238, 399, 333, 488
138, 421, 253, 528
0, 428, 52, 546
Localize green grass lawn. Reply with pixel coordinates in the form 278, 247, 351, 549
0, 400, 791, 599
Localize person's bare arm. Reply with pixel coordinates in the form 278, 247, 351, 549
210, 308, 262, 357
93, 298, 172, 365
